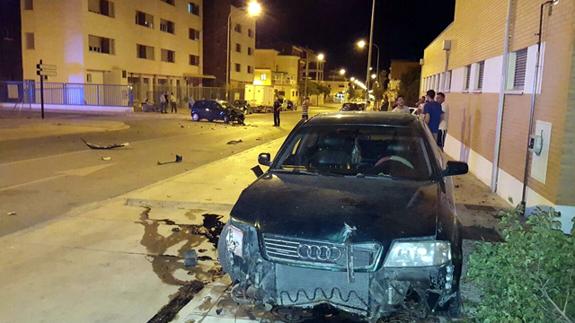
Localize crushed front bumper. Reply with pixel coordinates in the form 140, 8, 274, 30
217, 223, 457, 320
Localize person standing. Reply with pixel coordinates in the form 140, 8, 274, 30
392, 96, 410, 113
170, 93, 177, 113
273, 96, 282, 127
415, 96, 426, 115
159, 92, 167, 114
423, 90, 444, 142
301, 96, 310, 120
435, 92, 449, 150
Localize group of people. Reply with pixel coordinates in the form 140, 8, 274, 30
391, 90, 449, 149
159, 92, 178, 114
272, 95, 310, 127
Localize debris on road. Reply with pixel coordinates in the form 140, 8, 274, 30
81, 138, 129, 150
7, 211, 17, 216
157, 154, 183, 165
184, 250, 198, 268
226, 139, 243, 145
101, 156, 112, 161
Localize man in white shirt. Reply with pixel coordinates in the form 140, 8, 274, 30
391, 96, 411, 113
436, 92, 449, 150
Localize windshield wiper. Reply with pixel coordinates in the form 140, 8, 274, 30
272, 168, 319, 176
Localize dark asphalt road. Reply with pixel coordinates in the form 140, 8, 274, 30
0, 108, 334, 236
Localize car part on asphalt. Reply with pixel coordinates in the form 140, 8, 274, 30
81, 138, 129, 150
226, 139, 243, 145
157, 154, 183, 165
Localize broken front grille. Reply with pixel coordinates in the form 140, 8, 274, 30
261, 234, 383, 271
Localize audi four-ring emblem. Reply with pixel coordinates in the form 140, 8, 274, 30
297, 244, 342, 262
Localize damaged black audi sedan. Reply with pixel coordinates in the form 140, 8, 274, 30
218, 112, 468, 321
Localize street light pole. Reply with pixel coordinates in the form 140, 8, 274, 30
365, 0, 376, 103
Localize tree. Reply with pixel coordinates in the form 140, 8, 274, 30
399, 67, 421, 105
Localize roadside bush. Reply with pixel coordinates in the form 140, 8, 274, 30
466, 207, 575, 322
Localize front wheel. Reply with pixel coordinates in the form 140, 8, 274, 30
192, 113, 200, 121
223, 115, 230, 124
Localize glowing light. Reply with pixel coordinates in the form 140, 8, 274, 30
339, 68, 346, 76
247, 1, 262, 17
350, 77, 356, 81
317, 53, 325, 62
357, 40, 367, 49
371, 73, 377, 79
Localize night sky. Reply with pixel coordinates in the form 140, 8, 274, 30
256, 0, 455, 78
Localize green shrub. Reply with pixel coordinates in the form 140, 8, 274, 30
466, 207, 575, 322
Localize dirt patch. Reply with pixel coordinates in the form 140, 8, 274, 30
461, 225, 502, 242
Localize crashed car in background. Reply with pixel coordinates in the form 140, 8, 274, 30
218, 112, 468, 321
191, 100, 245, 124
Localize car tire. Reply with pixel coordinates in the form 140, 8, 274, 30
192, 113, 200, 121
223, 115, 230, 124
444, 291, 462, 318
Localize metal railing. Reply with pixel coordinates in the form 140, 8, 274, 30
0, 81, 131, 107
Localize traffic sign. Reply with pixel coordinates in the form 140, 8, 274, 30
36, 63, 57, 77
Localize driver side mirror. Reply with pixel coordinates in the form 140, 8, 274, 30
258, 152, 271, 166
442, 161, 468, 177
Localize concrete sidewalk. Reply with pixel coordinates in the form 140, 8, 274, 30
0, 133, 508, 323
0, 115, 129, 141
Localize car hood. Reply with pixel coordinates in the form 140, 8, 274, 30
230, 173, 440, 244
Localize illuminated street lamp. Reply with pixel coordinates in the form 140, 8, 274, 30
247, 0, 263, 17
226, 1, 263, 99
316, 53, 326, 81
339, 68, 346, 76
371, 73, 377, 80
356, 40, 367, 49
350, 77, 356, 82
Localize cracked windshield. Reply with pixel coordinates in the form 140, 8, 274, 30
0, 0, 573, 322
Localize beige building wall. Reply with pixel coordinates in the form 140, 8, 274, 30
421, 0, 575, 232
253, 49, 300, 102
21, 0, 204, 87
229, 5, 255, 87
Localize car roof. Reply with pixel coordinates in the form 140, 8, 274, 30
303, 112, 419, 127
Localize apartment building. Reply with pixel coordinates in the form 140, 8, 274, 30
20, 0, 206, 102
203, 0, 256, 100
252, 49, 299, 101
421, 0, 574, 232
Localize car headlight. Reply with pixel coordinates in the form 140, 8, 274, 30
225, 224, 244, 257
383, 240, 451, 267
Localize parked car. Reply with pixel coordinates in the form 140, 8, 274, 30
218, 112, 468, 321
233, 100, 252, 114
341, 102, 365, 111
285, 100, 296, 111
191, 100, 245, 124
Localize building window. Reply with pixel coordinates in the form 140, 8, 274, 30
188, 2, 200, 15
248, 29, 253, 38
235, 43, 241, 53
189, 55, 200, 66
476, 61, 485, 90
507, 48, 528, 91
161, 0, 175, 5
444, 70, 452, 92
135, 11, 154, 28
235, 63, 241, 72
234, 24, 242, 33
89, 35, 115, 54
247, 47, 253, 56
247, 66, 253, 74
88, 0, 115, 17
189, 28, 200, 40
86, 73, 92, 83
25, 33, 34, 50
464, 65, 471, 91
24, 0, 33, 10
160, 19, 175, 34
161, 49, 176, 63
137, 44, 154, 60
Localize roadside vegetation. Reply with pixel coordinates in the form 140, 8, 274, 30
466, 207, 575, 322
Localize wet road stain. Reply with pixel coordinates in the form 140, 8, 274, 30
136, 207, 226, 286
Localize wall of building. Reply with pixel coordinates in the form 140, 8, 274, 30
421, 0, 575, 232
229, 5, 255, 86
0, 0, 23, 81
21, 0, 204, 86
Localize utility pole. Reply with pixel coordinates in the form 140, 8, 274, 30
365, 0, 376, 103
